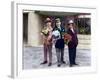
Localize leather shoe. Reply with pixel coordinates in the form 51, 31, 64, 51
41, 61, 47, 64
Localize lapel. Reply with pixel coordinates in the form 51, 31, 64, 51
57, 27, 61, 31
69, 28, 76, 35
58, 26, 64, 32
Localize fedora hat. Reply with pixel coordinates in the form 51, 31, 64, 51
45, 17, 52, 23
68, 20, 74, 24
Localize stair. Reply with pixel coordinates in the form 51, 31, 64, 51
77, 34, 91, 49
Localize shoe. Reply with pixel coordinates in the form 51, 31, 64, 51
73, 63, 78, 65
41, 61, 47, 64
69, 64, 73, 67
48, 63, 52, 66
61, 61, 66, 64
57, 64, 61, 67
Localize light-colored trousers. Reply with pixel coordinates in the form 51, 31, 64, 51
43, 44, 52, 63
56, 48, 64, 65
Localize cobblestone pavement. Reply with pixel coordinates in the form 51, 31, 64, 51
23, 46, 91, 69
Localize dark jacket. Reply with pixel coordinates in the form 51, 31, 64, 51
54, 26, 65, 49
67, 28, 78, 48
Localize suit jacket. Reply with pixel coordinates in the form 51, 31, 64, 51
54, 26, 65, 49
67, 28, 78, 48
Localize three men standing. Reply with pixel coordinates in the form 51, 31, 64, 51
41, 18, 78, 67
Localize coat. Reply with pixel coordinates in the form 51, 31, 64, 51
54, 26, 65, 49
67, 28, 78, 48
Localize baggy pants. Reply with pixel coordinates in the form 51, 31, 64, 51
56, 48, 64, 65
43, 44, 52, 63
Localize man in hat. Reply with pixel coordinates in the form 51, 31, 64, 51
67, 20, 78, 67
53, 18, 66, 67
41, 18, 53, 66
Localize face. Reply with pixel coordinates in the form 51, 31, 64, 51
56, 22, 61, 27
69, 23, 73, 28
46, 22, 51, 27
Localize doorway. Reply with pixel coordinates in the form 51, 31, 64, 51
23, 13, 28, 44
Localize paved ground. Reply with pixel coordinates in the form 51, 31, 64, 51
23, 46, 91, 69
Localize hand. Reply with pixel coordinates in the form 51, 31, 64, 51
52, 39, 56, 44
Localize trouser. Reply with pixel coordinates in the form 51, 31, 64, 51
43, 44, 52, 63
56, 48, 64, 65
68, 47, 76, 65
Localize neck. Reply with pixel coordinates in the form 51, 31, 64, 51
57, 26, 61, 28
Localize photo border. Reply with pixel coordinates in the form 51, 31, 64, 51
11, 1, 97, 78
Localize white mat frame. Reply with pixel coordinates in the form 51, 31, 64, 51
11, 1, 97, 79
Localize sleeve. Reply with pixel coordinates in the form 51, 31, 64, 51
67, 29, 70, 34
63, 27, 65, 32
47, 28, 53, 41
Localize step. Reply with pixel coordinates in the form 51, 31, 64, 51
77, 34, 91, 40
78, 39, 90, 45
77, 34, 91, 49
77, 44, 90, 49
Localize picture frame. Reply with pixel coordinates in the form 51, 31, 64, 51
11, 1, 97, 78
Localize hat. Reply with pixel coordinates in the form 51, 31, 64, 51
45, 18, 52, 23
55, 18, 61, 22
68, 20, 74, 24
